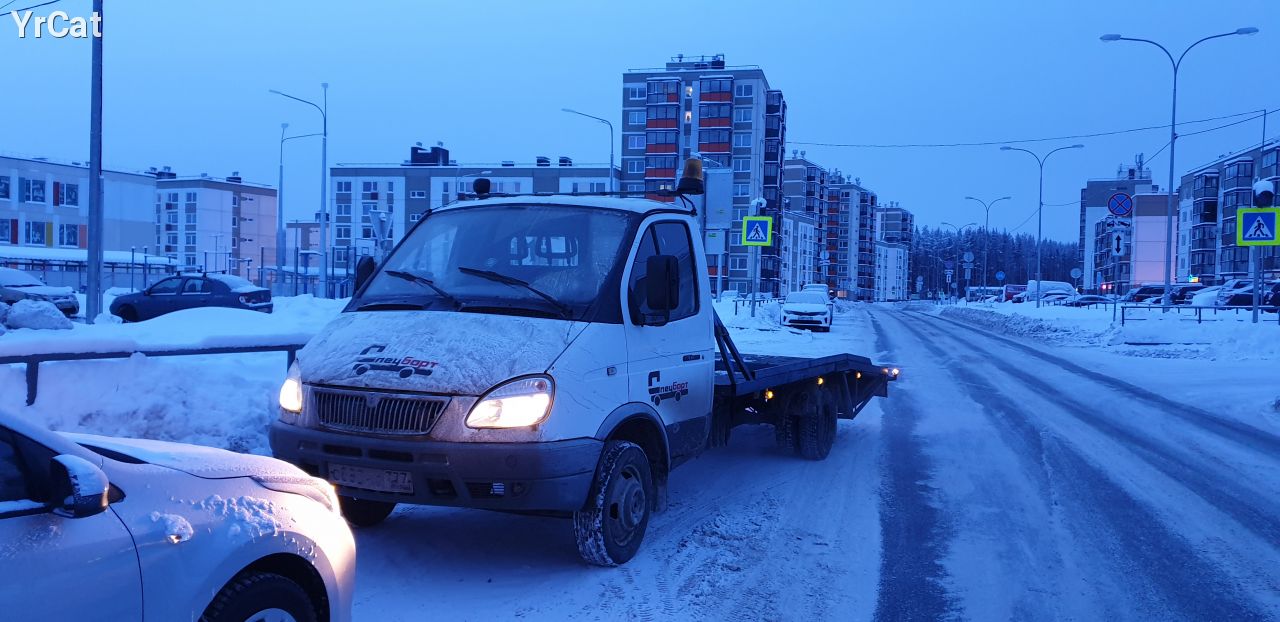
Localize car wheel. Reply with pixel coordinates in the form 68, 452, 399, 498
199, 571, 317, 622
338, 495, 396, 528
573, 440, 653, 566
116, 306, 139, 323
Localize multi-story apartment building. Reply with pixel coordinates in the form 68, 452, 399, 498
1077, 156, 1158, 291
830, 175, 877, 299
876, 203, 913, 301
1178, 141, 1280, 284
0, 154, 155, 255
621, 54, 787, 296
155, 172, 278, 278
780, 155, 828, 292
330, 145, 618, 269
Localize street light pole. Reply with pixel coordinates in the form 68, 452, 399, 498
941, 221, 978, 300
1001, 145, 1084, 307
562, 108, 616, 191
86, 0, 105, 322
269, 84, 329, 296
965, 196, 1011, 294
278, 126, 323, 286
1101, 28, 1258, 305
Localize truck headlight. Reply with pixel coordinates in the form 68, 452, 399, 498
278, 361, 304, 420
465, 375, 554, 429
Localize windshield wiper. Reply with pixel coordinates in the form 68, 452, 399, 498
457, 266, 573, 319
383, 270, 462, 310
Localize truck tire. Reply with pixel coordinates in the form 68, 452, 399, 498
774, 396, 800, 454
199, 571, 317, 622
573, 440, 653, 566
798, 390, 837, 460
338, 495, 396, 528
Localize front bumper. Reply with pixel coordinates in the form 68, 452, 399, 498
269, 422, 602, 512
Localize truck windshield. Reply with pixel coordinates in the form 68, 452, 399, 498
353, 204, 637, 319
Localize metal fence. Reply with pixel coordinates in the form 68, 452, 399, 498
1118, 304, 1280, 326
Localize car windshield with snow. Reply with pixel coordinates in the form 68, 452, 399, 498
352, 203, 637, 320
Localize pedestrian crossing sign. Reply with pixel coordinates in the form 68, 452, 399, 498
742, 216, 773, 247
1237, 208, 1280, 246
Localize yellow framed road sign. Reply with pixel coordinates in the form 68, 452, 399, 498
742, 216, 773, 247
1237, 208, 1280, 246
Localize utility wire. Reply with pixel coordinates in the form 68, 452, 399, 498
8, 0, 62, 12
791, 108, 1271, 149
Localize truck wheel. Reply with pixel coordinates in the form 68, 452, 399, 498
338, 495, 396, 528
798, 391, 837, 461
199, 571, 317, 622
573, 440, 653, 566
774, 399, 799, 454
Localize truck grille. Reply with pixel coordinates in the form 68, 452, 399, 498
311, 387, 449, 436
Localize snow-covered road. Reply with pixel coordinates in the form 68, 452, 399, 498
350, 305, 1279, 621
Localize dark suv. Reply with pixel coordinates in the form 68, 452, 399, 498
109, 273, 272, 322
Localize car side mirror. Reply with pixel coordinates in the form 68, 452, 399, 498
641, 255, 679, 325
354, 256, 378, 292
50, 455, 110, 519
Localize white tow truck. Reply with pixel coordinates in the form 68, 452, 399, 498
270, 163, 898, 565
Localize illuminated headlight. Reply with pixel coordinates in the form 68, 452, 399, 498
278, 361, 304, 420
466, 375, 554, 429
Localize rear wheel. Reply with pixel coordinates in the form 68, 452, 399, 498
117, 306, 138, 323
199, 571, 317, 622
338, 495, 396, 528
573, 440, 653, 566
798, 389, 837, 461
774, 394, 800, 454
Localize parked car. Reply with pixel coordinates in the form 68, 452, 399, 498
1062, 294, 1111, 307
781, 290, 834, 331
1189, 286, 1223, 307
0, 410, 354, 621
0, 267, 79, 317
1040, 292, 1072, 304
1169, 283, 1206, 304
801, 283, 834, 300
1120, 285, 1167, 304
1216, 279, 1257, 307
1262, 282, 1280, 312
110, 273, 272, 322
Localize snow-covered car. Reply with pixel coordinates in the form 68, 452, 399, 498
1061, 294, 1111, 307
1039, 292, 1072, 304
0, 267, 79, 317
110, 272, 273, 322
0, 412, 354, 621
1216, 279, 1256, 307
781, 291, 833, 331
1188, 286, 1222, 307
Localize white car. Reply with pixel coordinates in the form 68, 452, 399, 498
781, 291, 833, 332
0, 412, 355, 621
1189, 286, 1222, 307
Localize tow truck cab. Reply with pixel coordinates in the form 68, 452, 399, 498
270, 169, 896, 565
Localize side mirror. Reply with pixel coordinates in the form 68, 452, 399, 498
642, 255, 680, 325
50, 455, 110, 518
354, 256, 378, 292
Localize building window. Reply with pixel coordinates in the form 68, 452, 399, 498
231, 195, 239, 208
185, 233, 197, 245
336, 181, 352, 193
0, 222, 8, 243
627, 135, 645, 150
167, 212, 179, 225
337, 203, 352, 216
410, 212, 422, 222
646, 106, 678, 121
626, 183, 644, 193
362, 202, 376, 223
735, 84, 754, 99
361, 181, 378, 201
733, 183, 750, 197
61, 183, 79, 206
698, 129, 731, 145
733, 158, 751, 173
57, 224, 79, 247
699, 79, 732, 94
698, 103, 731, 119
186, 212, 197, 225
646, 131, 677, 145
730, 256, 748, 270
645, 155, 677, 170
733, 108, 752, 124
362, 226, 374, 239
167, 233, 178, 245
409, 190, 427, 199
20, 179, 46, 203
733, 133, 752, 148
0, 176, 9, 200
185, 255, 197, 266
626, 159, 645, 174
627, 86, 646, 100
590, 182, 607, 192
336, 225, 351, 239
627, 110, 644, 125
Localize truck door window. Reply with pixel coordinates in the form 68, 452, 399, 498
628, 221, 699, 323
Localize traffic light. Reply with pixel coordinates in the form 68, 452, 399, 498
1253, 180, 1275, 208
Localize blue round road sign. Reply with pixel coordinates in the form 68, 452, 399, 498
995, 271, 1006, 282
1108, 193, 1133, 216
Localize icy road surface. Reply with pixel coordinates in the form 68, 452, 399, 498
351, 305, 1280, 621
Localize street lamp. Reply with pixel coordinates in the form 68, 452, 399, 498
941, 221, 978, 300
1101, 27, 1257, 305
1001, 144, 1084, 307
562, 108, 616, 191
965, 195, 1011, 293
269, 84, 329, 297
277, 122, 323, 287
452, 170, 494, 200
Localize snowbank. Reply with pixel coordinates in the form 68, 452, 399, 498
5, 300, 73, 330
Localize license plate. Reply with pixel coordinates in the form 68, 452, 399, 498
327, 464, 413, 494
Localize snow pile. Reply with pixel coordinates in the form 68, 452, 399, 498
4, 300, 73, 331
714, 299, 782, 331
0, 301, 9, 325
150, 511, 194, 543
939, 306, 1113, 346
1110, 313, 1280, 360
194, 494, 286, 539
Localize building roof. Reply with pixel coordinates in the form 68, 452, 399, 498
0, 245, 176, 265
0, 153, 155, 180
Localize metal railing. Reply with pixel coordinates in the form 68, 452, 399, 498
1, 343, 306, 406
1118, 304, 1280, 326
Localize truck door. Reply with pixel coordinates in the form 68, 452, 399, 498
622, 219, 715, 461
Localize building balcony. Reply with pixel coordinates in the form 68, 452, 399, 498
1222, 175, 1251, 191
700, 117, 730, 128
646, 119, 677, 129
697, 143, 731, 153
1192, 186, 1219, 200
645, 168, 676, 179
699, 92, 731, 102
646, 144, 677, 154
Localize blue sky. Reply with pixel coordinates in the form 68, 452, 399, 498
3, 0, 1278, 241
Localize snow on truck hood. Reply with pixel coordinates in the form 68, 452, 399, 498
61, 432, 306, 480
297, 310, 585, 395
